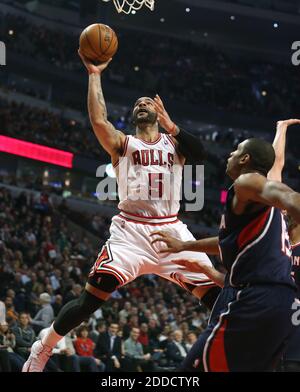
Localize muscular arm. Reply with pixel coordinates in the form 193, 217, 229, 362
234, 173, 300, 223
180, 236, 220, 255
268, 119, 300, 182
151, 232, 220, 256
88, 73, 125, 156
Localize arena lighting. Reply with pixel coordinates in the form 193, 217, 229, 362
0, 135, 74, 168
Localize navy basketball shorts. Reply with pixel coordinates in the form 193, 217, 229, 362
181, 284, 297, 372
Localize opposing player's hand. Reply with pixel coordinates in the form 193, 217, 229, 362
78, 49, 112, 74
276, 119, 300, 128
153, 94, 178, 136
150, 231, 185, 253
171, 258, 209, 273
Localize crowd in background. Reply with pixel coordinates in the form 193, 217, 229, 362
0, 187, 209, 372
2, 11, 300, 119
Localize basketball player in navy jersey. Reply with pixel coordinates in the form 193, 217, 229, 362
155, 137, 300, 371
282, 217, 300, 371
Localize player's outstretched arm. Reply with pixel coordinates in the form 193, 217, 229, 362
150, 231, 220, 255
78, 50, 125, 157
172, 259, 225, 287
235, 173, 300, 223
268, 119, 300, 182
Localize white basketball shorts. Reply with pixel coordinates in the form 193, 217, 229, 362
88, 212, 216, 293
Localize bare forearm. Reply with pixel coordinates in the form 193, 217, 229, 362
88, 73, 107, 124
273, 124, 287, 162
182, 237, 220, 255
285, 192, 300, 223
201, 265, 225, 287
268, 124, 287, 181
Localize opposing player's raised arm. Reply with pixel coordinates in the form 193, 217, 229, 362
172, 259, 225, 287
79, 50, 125, 157
235, 173, 300, 223
150, 231, 220, 255
268, 119, 300, 182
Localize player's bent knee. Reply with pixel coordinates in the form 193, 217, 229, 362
86, 272, 120, 301
85, 283, 111, 301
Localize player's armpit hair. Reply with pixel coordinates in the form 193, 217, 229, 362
174, 127, 206, 163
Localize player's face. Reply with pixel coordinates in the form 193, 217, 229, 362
132, 97, 158, 125
226, 141, 249, 179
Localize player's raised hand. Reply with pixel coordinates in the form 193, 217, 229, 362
171, 258, 208, 273
150, 231, 184, 253
78, 49, 112, 74
276, 119, 300, 128
153, 94, 178, 136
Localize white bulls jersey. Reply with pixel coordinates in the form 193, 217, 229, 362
88, 132, 215, 295
114, 133, 183, 218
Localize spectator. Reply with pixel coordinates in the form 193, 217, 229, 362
165, 330, 188, 368
0, 322, 25, 371
30, 293, 54, 334
12, 312, 36, 359
89, 320, 106, 344
52, 295, 63, 317
4, 297, 18, 325
0, 301, 5, 324
95, 323, 123, 372
185, 331, 197, 351
124, 327, 154, 372
138, 323, 150, 352
63, 284, 82, 305
74, 326, 105, 372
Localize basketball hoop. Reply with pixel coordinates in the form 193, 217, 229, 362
102, 0, 155, 14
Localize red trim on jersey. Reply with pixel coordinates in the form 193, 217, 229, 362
207, 319, 229, 372
113, 160, 119, 168
171, 272, 187, 290
121, 136, 129, 157
166, 134, 176, 149
120, 210, 178, 219
133, 133, 162, 145
237, 208, 271, 250
102, 264, 127, 283
119, 215, 179, 226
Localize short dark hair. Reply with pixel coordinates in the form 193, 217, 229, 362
243, 138, 275, 176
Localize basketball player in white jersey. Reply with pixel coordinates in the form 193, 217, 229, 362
23, 53, 219, 372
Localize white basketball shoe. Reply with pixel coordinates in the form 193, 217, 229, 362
22, 340, 52, 372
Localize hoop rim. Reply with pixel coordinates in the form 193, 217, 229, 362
103, 0, 155, 14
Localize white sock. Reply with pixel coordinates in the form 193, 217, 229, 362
41, 323, 63, 348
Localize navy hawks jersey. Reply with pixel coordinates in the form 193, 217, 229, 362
219, 186, 296, 289
291, 242, 300, 296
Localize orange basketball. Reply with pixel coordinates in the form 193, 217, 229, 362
79, 23, 118, 63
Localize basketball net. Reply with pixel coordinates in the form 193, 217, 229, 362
103, 0, 155, 14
